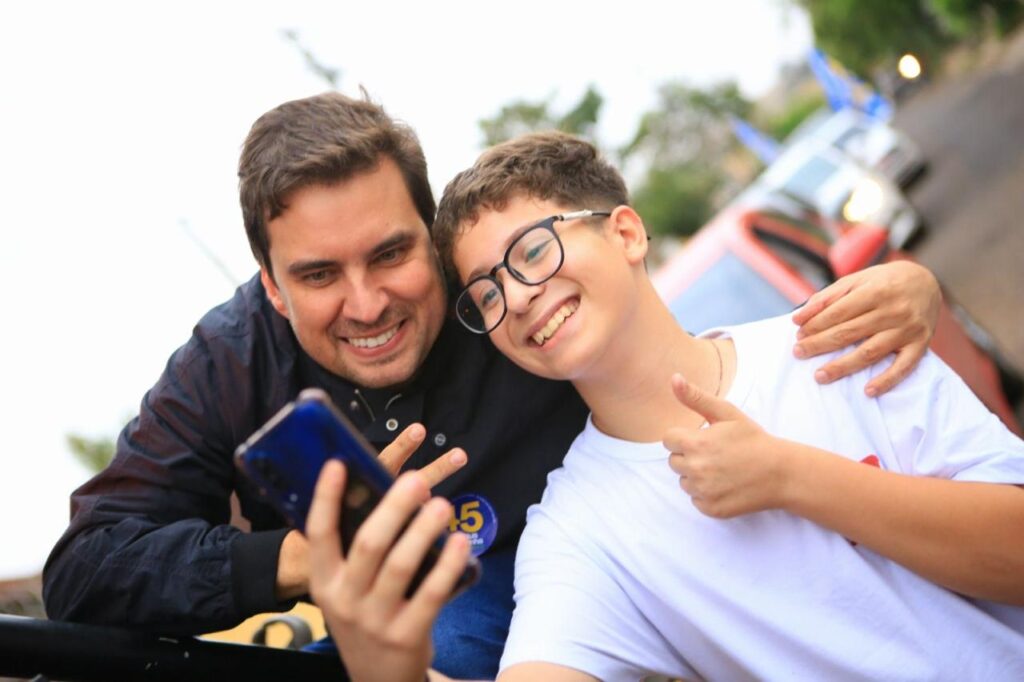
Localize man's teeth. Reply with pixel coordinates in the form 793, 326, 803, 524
532, 302, 578, 346
348, 326, 398, 349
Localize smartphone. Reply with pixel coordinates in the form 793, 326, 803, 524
235, 387, 481, 598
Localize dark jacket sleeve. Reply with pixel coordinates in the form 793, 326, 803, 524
42, 289, 296, 635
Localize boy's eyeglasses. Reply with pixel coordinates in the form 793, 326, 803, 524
455, 210, 612, 334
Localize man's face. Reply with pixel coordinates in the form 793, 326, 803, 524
452, 196, 638, 383
261, 159, 447, 389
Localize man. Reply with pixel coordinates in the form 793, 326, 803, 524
44, 92, 941, 678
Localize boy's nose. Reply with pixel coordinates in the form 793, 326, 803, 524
501, 271, 543, 314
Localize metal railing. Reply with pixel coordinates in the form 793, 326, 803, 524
0, 614, 348, 681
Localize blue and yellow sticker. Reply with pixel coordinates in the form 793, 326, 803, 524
448, 493, 497, 557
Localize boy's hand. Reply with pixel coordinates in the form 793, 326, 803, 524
274, 423, 467, 600
791, 260, 940, 397
664, 374, 793, 518
307, 461, 470, 682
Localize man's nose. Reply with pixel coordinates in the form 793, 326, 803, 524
343, 273, 390, 323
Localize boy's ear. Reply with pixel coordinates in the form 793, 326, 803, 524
260, 267, 291, 319
607, 206, 649, 265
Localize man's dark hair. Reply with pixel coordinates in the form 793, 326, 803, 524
238, 91, 435, 274
433, 131, 629, 281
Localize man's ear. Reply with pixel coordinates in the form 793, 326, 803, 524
608, 206, 649, 265
260, 267, 290, 319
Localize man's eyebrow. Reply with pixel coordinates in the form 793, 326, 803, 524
371, 230, 416, 258
287, 259, 337, 277
465, 218, 544, 282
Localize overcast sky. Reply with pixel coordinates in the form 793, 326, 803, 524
0, 0, 814, 579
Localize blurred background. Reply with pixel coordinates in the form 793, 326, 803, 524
2, 0, 1022, 617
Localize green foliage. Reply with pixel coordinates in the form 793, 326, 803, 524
478, 85, 604, 147
632, 165, 722, 238
930, 0, 1024, 37
66, 432, 117, 473
620, 80, 752, 167
795, 0, 949, 75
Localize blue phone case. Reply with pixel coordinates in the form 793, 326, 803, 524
235, 387, 481, 597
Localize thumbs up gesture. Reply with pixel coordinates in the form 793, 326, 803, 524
664, 373, 792, 519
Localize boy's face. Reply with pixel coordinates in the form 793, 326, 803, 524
452, 196, 641, 382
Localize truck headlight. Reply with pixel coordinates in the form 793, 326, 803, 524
842, 178, 884, 223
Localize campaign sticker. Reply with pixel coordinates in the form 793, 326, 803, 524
448, 493, 498, 557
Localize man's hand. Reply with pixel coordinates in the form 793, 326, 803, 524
275, 422, 468, 601
308, 461, 469, 682
377, 423, 468, 486
791, 260, 940, 397
664, 374, 793, 519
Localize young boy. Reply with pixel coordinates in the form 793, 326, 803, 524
308, 132, 1024, 681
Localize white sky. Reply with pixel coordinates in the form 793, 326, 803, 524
0, 1, 813, 579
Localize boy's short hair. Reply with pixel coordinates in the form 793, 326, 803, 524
434, 131, 629, 281
238, 90, 435, 275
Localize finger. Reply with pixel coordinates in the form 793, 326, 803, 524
373, 497, 453, 606
863, 344, 923, 397
794, 284, 875, 345
791, 276, 856, 327
416, 448, 468, 489
663, 428, 699, 459
394, 532, 472, 642
376, 423, 427, 476
794, 306, 885, 359
671, 373, 740, 424
341, 471, 430, 597
307, 460, 347, 586
811, 329, 899, 384
667, 452, 688, 476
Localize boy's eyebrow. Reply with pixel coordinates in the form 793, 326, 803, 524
465, 217, 546, 281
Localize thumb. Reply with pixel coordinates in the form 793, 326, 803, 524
671, 373, 740, 424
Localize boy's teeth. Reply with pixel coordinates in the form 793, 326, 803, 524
349, 326, 398, 349
532, 302, 578, 346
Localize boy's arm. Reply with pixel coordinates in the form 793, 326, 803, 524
778, 443, 1024, 605
792, 260, 940, 396
666, 374, 1024, 605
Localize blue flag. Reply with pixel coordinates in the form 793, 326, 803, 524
807, 48, 893, 121
728, 115, 781, 165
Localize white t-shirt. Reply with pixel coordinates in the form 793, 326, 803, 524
500, 313, 1024, 681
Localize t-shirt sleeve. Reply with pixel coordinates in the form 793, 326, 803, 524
499, 503, 664, 681
875, 350, 1024, 484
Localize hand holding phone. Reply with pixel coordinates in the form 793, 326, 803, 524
307, 459, 464, 682
235, 388, 481, 598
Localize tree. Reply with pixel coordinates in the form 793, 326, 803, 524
929, 0, 1024, 38
631, 165, 722, 239
620, 80, 753, 237
478, 85, 604, 147
794, 0, 949, 75
620, 81, 752, 169
66, 432, 116, 473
